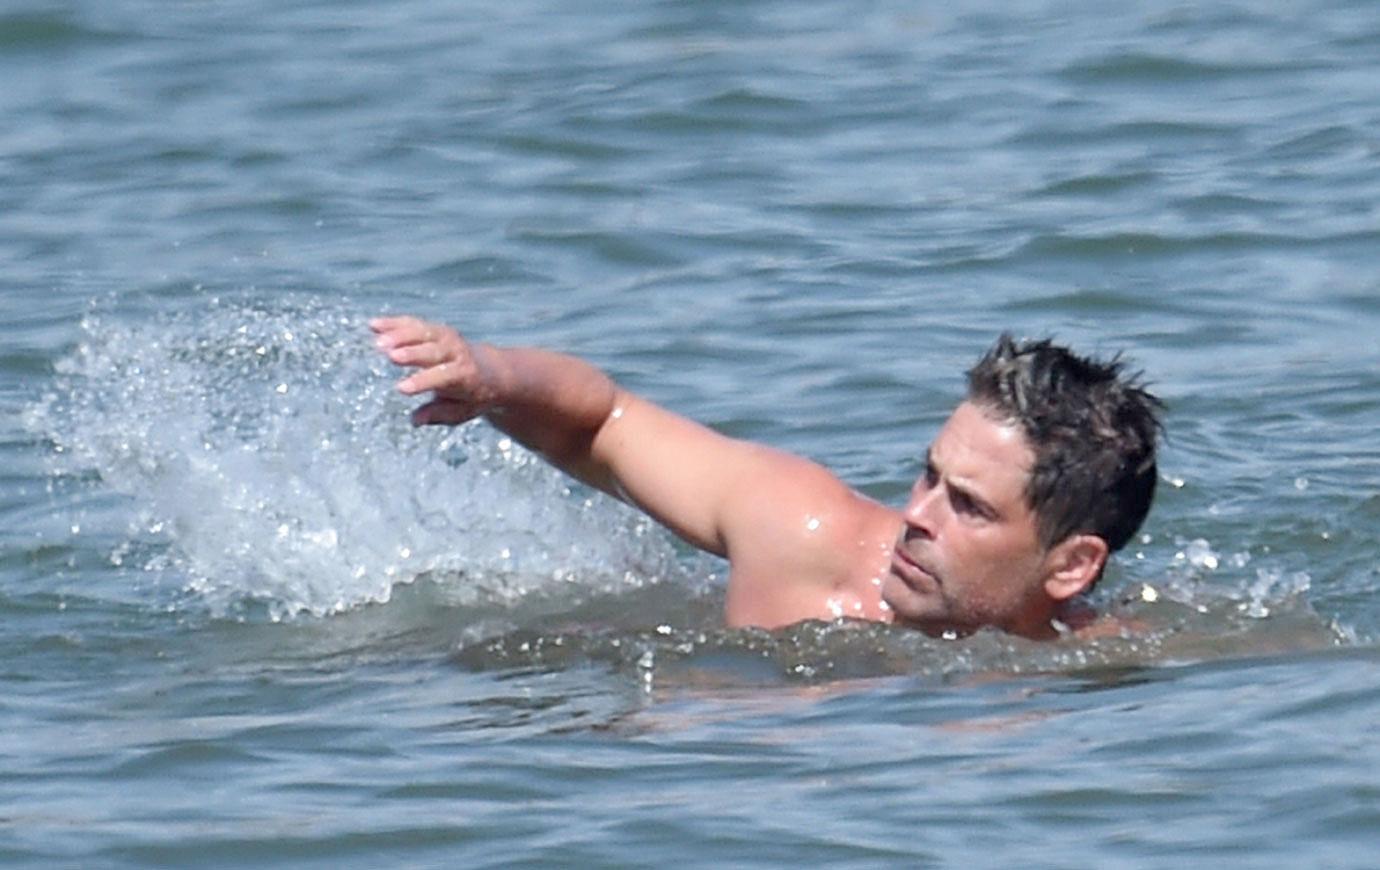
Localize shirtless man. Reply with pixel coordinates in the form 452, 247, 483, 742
371, 316, 1162, 640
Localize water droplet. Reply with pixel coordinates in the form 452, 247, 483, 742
1180, 538, 1219, 570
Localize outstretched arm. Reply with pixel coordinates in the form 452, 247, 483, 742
369, 316, 875, 567
371, 316, 748, 554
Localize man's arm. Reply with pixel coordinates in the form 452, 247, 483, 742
369, 316, 873, 565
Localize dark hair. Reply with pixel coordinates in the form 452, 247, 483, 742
966, 334, 1163, 553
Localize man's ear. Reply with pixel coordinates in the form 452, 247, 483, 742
1043, 534, 1109, 601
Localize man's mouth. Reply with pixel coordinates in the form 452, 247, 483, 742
891, 545, 940, 593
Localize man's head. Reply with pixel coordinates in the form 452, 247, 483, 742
883, 335, 1162, 638
966, 333, 1162, 557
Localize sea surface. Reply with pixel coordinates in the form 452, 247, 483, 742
3, 0, 1380, 866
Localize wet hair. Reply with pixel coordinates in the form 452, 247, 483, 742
966, 334, 1163, 554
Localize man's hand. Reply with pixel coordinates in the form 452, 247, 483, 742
370, 316, 501, 427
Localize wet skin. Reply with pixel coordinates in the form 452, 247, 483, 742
883, 401, 1057, 637
373, 317, 1107, 639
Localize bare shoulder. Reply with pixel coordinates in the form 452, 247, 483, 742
584, 387, 898, 625
719, 446, 899, 625
721, 444, 882, 546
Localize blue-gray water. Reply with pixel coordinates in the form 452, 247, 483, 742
4, 0, 1380, 866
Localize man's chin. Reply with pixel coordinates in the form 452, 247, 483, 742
881, 574, 949, 629
879, 573, 917, 613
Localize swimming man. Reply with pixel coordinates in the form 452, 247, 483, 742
371, 316, 1162, 640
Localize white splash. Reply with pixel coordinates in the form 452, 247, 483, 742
33, 298, 679, 620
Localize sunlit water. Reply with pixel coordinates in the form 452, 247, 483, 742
3, 0, 1380, 866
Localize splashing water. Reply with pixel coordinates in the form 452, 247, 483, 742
31, 298, 681, 621
25, 298, 1352, 681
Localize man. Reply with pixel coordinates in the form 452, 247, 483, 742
371, 316, 1162, 640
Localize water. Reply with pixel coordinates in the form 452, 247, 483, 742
3, 0, 1380, 865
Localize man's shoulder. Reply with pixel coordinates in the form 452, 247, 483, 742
722, 495, 898, 626
719, 452, 900, 618
721, 446, 895, 544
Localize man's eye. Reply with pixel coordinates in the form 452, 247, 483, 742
924, 463, 939, 486
952, 491, 988, 519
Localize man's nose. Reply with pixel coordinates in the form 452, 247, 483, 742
903, 483, 942, 537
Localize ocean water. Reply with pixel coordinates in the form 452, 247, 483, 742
3, 0, 1380, 866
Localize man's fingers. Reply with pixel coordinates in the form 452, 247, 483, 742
372, 317, 448, 351
398, 362, 466, 396
373, 316, 484, 419
369, 316, 408, 332
370, 315, 431, 334
387, 341, 451, 368
370, 316, 423, 343
411, 398, 477, 427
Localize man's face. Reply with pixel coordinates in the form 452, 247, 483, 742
882, 401, 1056, 636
